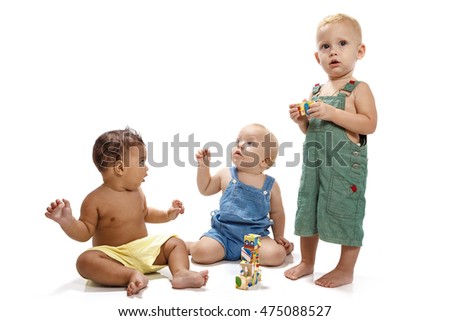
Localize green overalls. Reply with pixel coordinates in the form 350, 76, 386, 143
294, 81, 368, 247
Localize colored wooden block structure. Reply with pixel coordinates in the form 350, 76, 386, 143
235, 234, 262, 290
293, 100, 314, 116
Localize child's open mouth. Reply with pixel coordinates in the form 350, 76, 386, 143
330, 59, 340, 66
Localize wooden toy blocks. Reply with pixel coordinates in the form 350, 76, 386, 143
293, 100, 314, 116
235, 234, 262, 290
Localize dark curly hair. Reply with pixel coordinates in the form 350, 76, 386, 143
92, 127, 144, 172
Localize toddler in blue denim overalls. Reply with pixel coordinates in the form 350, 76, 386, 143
205, 165, 274, 260
188, 123, 293, 266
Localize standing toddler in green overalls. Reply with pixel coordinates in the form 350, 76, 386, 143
285, 13, 377, 288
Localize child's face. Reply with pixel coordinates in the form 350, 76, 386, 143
232, 125, 274, 171
314, 20, 365, 79
122, 144, 148, 190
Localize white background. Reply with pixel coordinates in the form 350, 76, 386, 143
1, 1, 448, 320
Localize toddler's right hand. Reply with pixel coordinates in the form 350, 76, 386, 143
289, 104, 302, 124
196, 149, 210, 167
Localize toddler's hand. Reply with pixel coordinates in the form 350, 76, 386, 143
167, 199, 185, 220
196, 149, 210, 167
288, 104, 302, 124
275, 236, 293, 250
307, 101, 335, 121
45, 199, 74, 226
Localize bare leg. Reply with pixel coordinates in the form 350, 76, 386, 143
76, 250, 148, 296
315, 245, 359, 288
284, 235, 318, 280
188, 237, 225, 264
155, 237, 208, 289
259, 237, 289, 267
185, 241, 194, 255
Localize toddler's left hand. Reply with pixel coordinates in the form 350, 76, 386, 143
307, 101, 335, 121
275, 236, 291, 249
167, 199, 185, 220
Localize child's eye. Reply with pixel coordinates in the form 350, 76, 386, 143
244, 141, 258, 148
139, 160, 145, 166
339, 40, 347, 46
320, 43, 330, 50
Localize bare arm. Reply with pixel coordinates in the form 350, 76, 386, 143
269, 182, 293, 249
334, 82, 377, 134
289, 104, 310, 134
196, 148, 222, 196
45, 198, 97, 242
268, 182, 286, 240
144, 199, 185, 223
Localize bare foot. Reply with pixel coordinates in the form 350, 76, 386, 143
171, 270, 209, 289
315, 269, 353, 288
284, 262, 314, 280
127, 271, 149, 296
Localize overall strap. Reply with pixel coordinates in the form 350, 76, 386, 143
337, 80, 361, 97
230, 166, 238, 179
262, 174, 275, 193
312, 83, 321, 96
336, 80, 367, 146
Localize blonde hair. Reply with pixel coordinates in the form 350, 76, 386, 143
318, 13, 362, 42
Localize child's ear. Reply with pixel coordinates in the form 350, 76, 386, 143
261, 158, 272, 169
114, 160, 124, 175
314, 52, 321, 65
357, 43, 366, 59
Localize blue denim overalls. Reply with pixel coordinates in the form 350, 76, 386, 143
203, 166, 274, 260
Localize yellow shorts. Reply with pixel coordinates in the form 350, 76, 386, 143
88, 235, 175, 274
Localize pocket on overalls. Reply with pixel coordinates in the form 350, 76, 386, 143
326, 175, 359, 218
